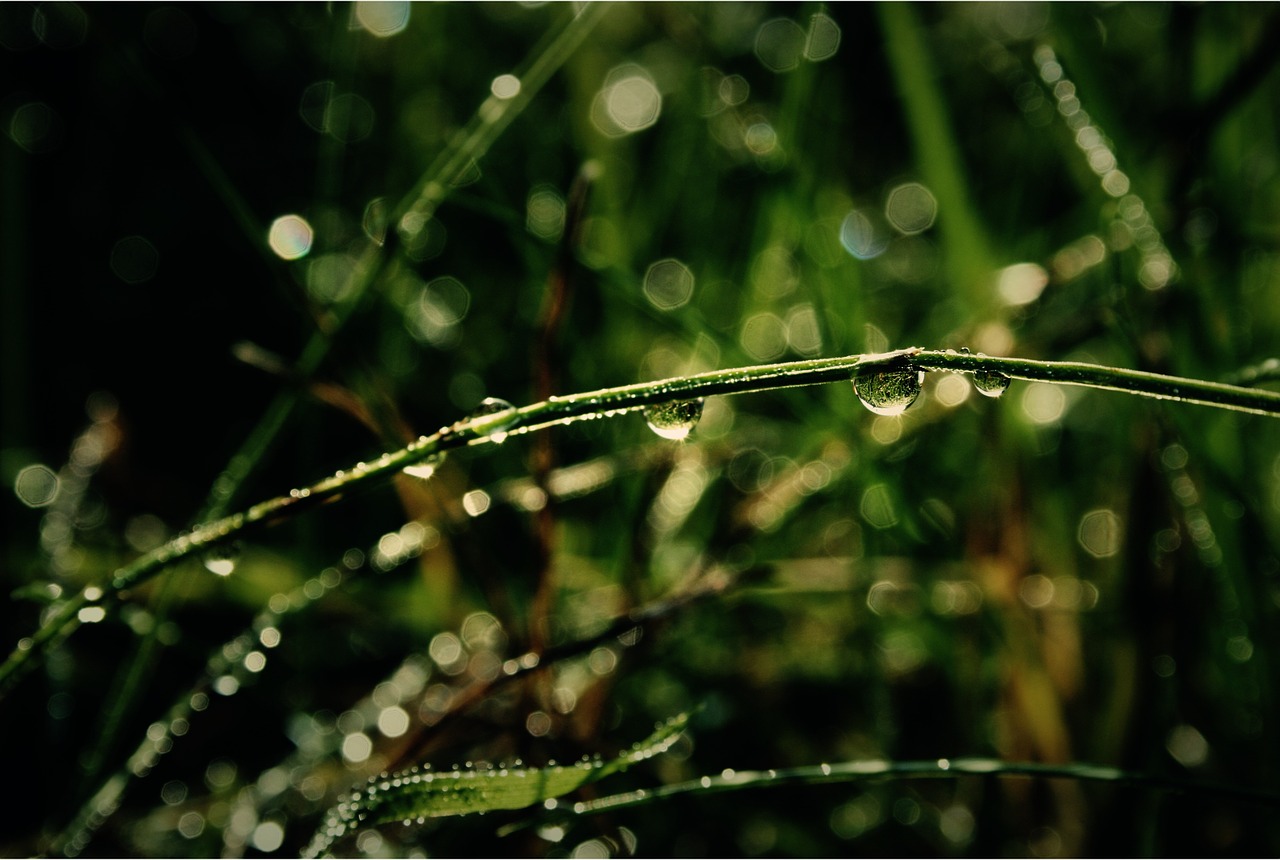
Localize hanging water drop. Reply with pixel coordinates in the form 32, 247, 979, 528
465, 397, 518, 444
202, 544, 240, 576
853, 365, 924, 416
972, 370, 1010, 398
403, 453, 445, 480
644, 398, 704, 440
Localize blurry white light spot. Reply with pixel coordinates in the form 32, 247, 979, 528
354, 1, 410, 37
377, 706, 411, 738
861, 484, 897, 530
1139, 255, 1175, 291
572, 839, 610, 859
592, 66, 662, 136
429, 632, 464, 666
996, 262, 1049, 306
213, 675, 240, 696
490, 74, 521, 100
1101, 170, 1131, 197
527, 187, 566, 241
719, 74, 749, 106
341, 732, 373, 764
755, 18, 806, 73
462, 489, 491, 517
1078, 509, 1122, 558
785, 303, 822, 356
110, 236, 160, 284
885, 183, 937, 235
306, 253, 356, 304
1166, 724, 1209, 768
15, 465, 59, 508
840, 210, 888, 260
243, 651, 267, 673
251, 820, 286, 853
77, 606, 106, 624
526, 710, 552, 737
607, 76, 661, 131
178, 812, 205, 839
804, 12, 841, 61
744, 122, 778, 155
934, 373, 972, 407
1019, 574, 1054, 609
643, 258, 695, 310
740, 312, 787, 360
268, 215, 314, 261
1021, 383, 1066, 425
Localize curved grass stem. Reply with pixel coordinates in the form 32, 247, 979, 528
4, 347, 1279, 699
531, 757, 1280, 825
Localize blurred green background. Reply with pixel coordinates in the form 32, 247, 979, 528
3, 2, 1280, 856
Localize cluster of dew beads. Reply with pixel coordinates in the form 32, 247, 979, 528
971, 369, 1010, 398
853, 364, 924, 416
644, 398, 704, 440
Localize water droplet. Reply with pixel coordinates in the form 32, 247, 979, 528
853, 365, 924, 416
644, 398, 704, 440
403, 453, 445, 480
972, 370, 1010, 398
202, 545, 240, 576
465, 397, 518, 443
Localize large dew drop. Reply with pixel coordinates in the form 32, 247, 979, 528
466, 398, 518, 444
972, 370, 1010, 398
202, 546, 239, 576
853, 365, 924, 416
403, 453, 445, 480
644, 398, 704, 441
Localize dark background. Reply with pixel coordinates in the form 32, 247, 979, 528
3, 3, 1280, 857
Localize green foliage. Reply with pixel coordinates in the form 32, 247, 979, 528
305, 714, 688, 857
3, 3, 1280, 858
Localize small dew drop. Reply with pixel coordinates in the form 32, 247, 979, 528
853, 365, 924, 416
972, 370, 1010, 398
403, 453, 445, 480
643, 398, 704, 441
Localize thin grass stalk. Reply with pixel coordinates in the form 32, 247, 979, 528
542, 757, 1280, 822
4, 347, 1279, 699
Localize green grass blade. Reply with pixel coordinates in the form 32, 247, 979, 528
553, 757, 1280, 819
303, 713, 688, 857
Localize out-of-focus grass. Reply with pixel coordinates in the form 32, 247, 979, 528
2, 3, 1279, 857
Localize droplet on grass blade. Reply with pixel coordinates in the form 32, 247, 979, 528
465, 398, 518, 444
202, 546, 239, 576
853, 366, 923, 416
972, 370, 1010, 398
644, 399, 704, 440
403, 453, 445, 480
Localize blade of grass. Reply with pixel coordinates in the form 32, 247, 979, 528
879, 4, 997, 304
302, 713, 689, 858
6, 347, 1280, 700
529, 757, 1280, 823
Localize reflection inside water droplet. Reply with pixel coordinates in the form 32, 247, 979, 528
972, 370, 1010, 398
403, 453, 445, 480
465, 397, 517, 443
853, 366, 923, 416
644, 398, 704, 440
